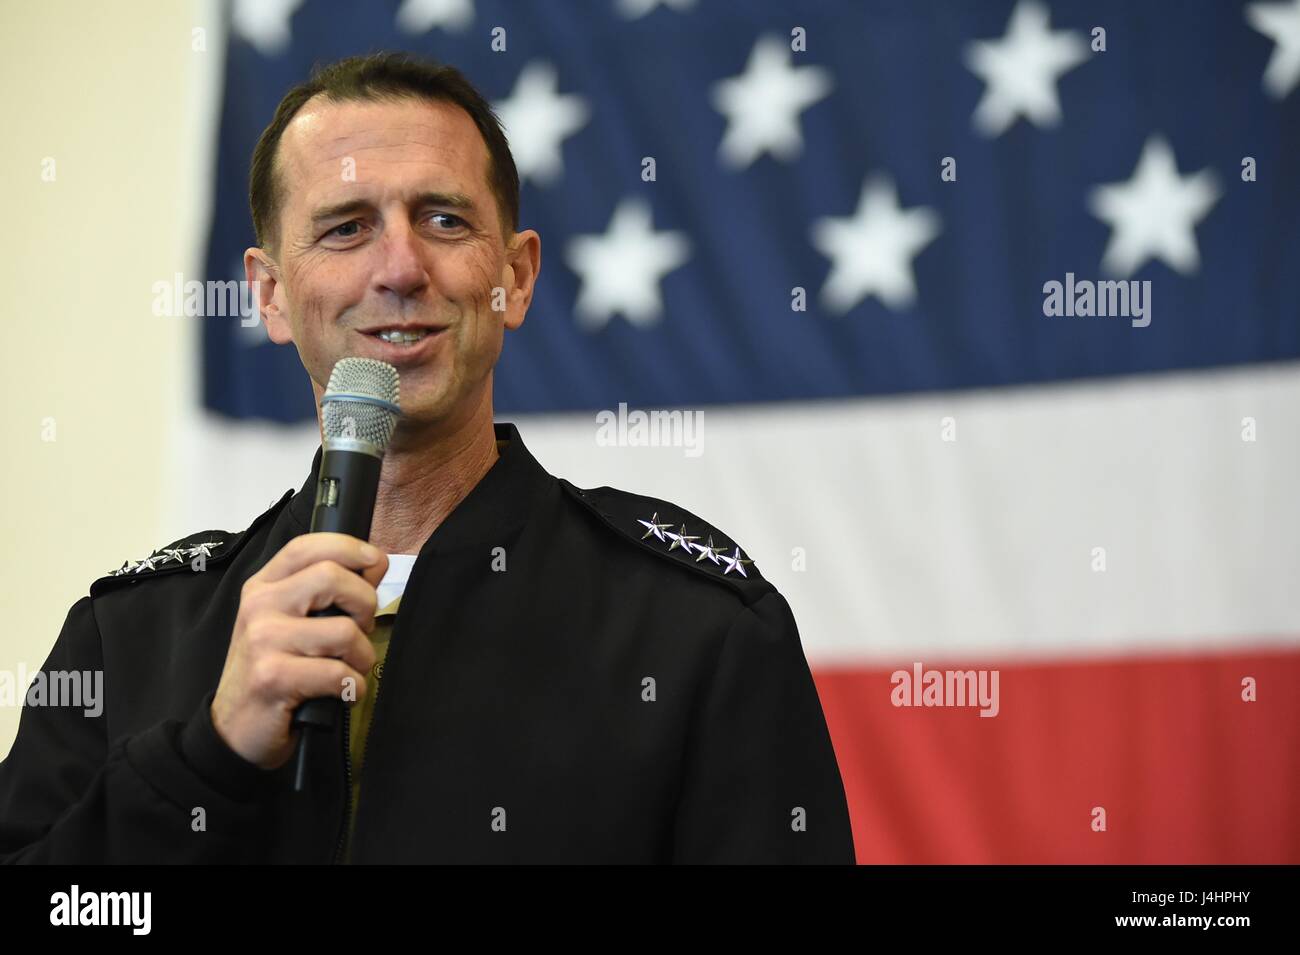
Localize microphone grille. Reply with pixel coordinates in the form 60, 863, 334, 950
321, 358, 401, 452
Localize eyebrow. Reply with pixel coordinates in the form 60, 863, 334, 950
309, 191, 479, 226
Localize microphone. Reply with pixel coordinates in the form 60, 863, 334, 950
291, 357, 401, 793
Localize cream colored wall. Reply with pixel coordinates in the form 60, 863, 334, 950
0, 1, 219, 756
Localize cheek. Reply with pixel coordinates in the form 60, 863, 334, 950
460, 250, 504, 308
452, 257, 507, 348
293, 256, 363, 310
453, 317, 500, 368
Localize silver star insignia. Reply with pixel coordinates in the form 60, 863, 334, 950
186, 540, 223, 558
107, 539, 224, 578
665, 525, 700, 553
693, 535, 725, 564
720, 547, 754, 577
636, 513, 672, 542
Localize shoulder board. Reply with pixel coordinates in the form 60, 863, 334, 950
89, 488, 295, 597
558, 479, 770, 595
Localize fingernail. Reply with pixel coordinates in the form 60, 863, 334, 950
361, 544, 381, 564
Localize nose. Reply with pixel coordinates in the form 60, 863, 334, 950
371, 217, 429, 301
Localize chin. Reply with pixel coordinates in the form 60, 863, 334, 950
392, 397, 456, 430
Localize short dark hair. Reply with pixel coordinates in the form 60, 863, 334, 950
248, 51, 519, 252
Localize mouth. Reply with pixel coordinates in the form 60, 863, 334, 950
353, 324, 448, 360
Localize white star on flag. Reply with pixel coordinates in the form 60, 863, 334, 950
964, 0, 1090, 137
1246, 0, 1300, 98
614, 0, 696, 20
231, 0, 303, 56
396, 0, 475, 34
566, 198, 691, 331
1088, 135, 1220, 278
493, 62, 591, 186
810, 176, 942, 314
711, 34, 833, 170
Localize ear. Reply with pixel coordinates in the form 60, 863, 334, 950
244, 247, 291, 344
501, 229, 541, 332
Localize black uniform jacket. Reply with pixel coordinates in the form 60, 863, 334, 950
0, 422, 855, 864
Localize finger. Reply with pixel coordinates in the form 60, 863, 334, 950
356, 549, 389, 590
273, 656, 369, 709
255, 532, 384, 585
271, 560, 380, 626
279, 616, 377, 676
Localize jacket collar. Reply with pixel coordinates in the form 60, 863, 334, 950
285, 421, 553, 554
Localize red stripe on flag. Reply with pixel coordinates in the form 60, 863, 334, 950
811, 648, 1300, 863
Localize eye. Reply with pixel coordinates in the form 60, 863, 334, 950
327, 220, 362, 239
428, 212, 466, 229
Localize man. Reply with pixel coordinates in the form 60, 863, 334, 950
0, 52, 854, 864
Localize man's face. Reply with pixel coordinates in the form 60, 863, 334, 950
245, 95, 539, 435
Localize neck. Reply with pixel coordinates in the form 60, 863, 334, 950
317, 388, 501, 555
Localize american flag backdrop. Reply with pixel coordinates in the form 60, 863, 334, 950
185, 0, 1300, 862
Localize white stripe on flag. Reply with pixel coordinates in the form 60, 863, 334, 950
515, 362, 1300, 664
168, 363, 1300, 666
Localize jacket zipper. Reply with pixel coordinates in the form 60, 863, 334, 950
332, 703, 353, 864
337, 607, 404, 864
331, 582, 416, 863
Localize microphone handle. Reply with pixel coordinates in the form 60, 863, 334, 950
291, 447, 383, 793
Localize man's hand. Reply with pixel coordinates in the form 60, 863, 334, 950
211, 533, 388, 769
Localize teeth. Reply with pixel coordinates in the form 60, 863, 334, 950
376, 329, 431, 344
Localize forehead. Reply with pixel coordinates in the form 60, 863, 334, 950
276, 95, 492, 214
